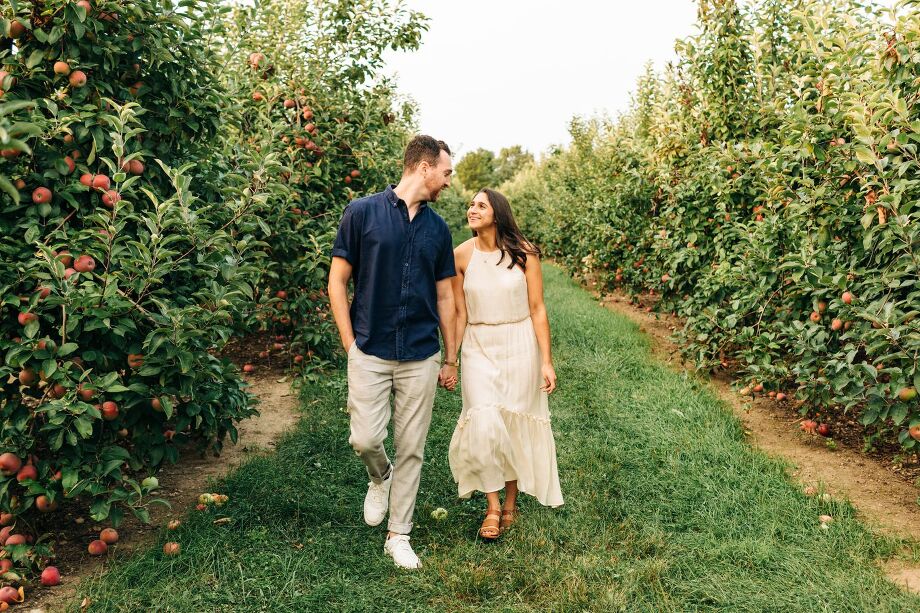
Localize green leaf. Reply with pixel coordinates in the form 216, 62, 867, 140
74, 416, 94, 439
854, 147, 877, 165
58, 343, 79, 357
89, 499, 111, 522
0, 176, 20, 204
25, 49, 45, 69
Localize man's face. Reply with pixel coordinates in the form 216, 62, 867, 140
422, 150, 453, 201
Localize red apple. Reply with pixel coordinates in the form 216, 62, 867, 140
776, 392, 787, 401
91, 174, 111, 190
0, 559, 11, 573
62, 155, 75, 175
809, 311, 821, 323
79, 173, 93, 186
276, 290, 287, 299
0, 586, 23, 604
0, 454, 22, 476
18, 368, 37, 386
841, 291, 854, 305
32, 186, 52, 204
816, 423, 831, 437
68, 70, 87, 88
16, 464, 37, 482
167, 519, 181, 530
17, 311, 37, 326
4, 534, 26, 546
99, 527, 119, 544
53, 61, 70, 76
128, 159, 144, 175
350, 169, 360, 178
294, 354, 304, 364
909, 425, 920, 442
73, 254, 95, 273
40, 565, 61, 586
35, 495, 58, 513
242, 364, 254, 373
899, 387, 918, 402
830, 318, 843, 331
283, 99, 295, 108
0, 513, 14, 527
87, 539, 108, 555
8, 20, 26, 38
162, 541, 180, 556
101, 401, 118, 421
101, 189, 121, 207
151, 397, 162, 411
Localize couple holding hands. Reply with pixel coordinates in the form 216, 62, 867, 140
328, 135, 562, 570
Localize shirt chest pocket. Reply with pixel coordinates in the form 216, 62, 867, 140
416, 228, 442, 263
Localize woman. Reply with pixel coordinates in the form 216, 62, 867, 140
446, 188, 563, 541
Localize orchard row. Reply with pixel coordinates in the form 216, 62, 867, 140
508, 0, 920, 450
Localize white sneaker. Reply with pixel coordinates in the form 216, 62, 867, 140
363, 471, 392, 526
384, 534, 421, 569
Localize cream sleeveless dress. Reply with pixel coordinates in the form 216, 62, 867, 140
447, 244, 563, 507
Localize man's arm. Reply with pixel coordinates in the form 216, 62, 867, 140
328, 256, 355, 352
436, 277, 457, 389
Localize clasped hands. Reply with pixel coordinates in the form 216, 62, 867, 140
439, 364, 458, 391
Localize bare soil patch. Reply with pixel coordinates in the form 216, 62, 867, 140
29, 344, 300, 612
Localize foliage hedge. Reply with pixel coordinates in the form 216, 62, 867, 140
507, 0, 920, 451
0, 0, 422, 570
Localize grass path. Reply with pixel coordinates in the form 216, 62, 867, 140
72, 265, 920, 612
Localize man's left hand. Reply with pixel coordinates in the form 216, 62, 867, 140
439, 364, 458, 391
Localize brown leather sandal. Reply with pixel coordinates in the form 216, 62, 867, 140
478, 511, 502, 540
500, 508, 519, 533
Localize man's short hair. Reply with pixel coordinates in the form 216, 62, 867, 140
403, 135, 451, 172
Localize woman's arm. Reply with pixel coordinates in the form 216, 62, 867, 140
452, 244, 470, 362
524, 254, 556, 393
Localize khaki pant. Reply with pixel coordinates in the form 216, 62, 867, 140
347, 341, 440, 534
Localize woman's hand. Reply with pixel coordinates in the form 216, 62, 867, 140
439, 364, 458, 391
541, 363, 557, 394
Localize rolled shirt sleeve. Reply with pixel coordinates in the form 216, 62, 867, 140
435, 225, 456, 281
331, 205, 360, 265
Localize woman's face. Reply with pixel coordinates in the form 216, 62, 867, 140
467, 192, 495, 231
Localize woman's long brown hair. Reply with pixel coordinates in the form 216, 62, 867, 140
472, 188, 541, 271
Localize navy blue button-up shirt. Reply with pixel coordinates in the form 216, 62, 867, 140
331, 185, 456, 361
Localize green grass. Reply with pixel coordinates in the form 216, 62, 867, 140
71, 265, 920, 612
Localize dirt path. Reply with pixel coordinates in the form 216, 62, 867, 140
587, 288, 920, 593
31, 372, 300, 612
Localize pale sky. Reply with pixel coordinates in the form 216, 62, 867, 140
383, 1, 700, 158
383, 0, 901, 159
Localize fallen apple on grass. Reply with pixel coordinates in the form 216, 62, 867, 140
162, 541, 180, 556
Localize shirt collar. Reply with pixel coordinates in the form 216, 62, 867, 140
386, 184, 428, 210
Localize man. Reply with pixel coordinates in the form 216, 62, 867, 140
328, 135, 458, 569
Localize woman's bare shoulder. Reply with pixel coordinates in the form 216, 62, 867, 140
453, 238, 474, 272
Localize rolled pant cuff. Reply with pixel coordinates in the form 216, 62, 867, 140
387, 520, 413, 534
369, 463, 393, 485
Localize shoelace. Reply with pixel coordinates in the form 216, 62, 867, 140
368, 481, 387, 505
389, 536, 412, 554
